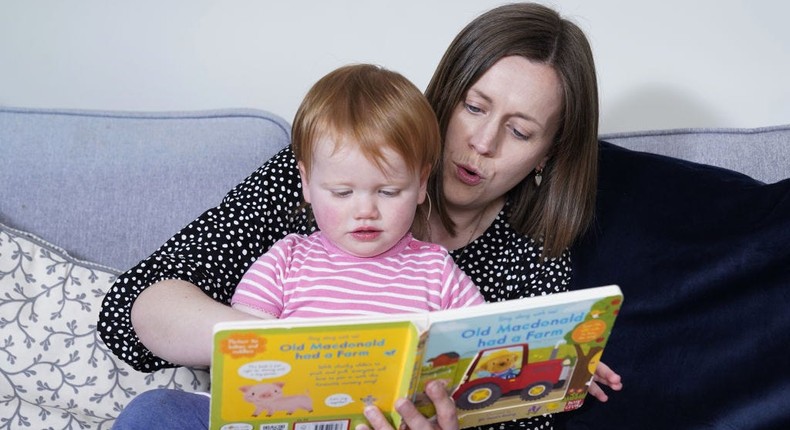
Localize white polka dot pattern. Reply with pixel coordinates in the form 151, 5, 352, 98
97, 146, 570, 430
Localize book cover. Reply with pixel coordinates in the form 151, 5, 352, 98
414, 285, 623, 428
209, 285, 622, 430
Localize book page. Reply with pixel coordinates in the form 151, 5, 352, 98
416, 286, 623, 428
210, 320, 422, 430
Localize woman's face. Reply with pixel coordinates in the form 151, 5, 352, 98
442, 55, 562, 214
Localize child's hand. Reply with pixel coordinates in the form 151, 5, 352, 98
588, 361, 623, 402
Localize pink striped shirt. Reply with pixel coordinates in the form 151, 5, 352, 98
232, 232, 484, 319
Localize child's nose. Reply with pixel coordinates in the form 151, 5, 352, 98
354, 196, 380, 219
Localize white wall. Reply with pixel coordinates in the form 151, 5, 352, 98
1, 0, 788, 133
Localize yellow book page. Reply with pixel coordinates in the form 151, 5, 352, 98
212, 321, 420, 429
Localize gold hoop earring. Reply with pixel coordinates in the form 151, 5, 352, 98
425, 194, 433, 221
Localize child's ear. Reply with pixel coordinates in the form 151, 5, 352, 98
417, 164, 431, 204
298, 161, 311, 203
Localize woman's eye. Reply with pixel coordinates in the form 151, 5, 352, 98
464, 102, 483, 114
508, 124, 529, 141
512, 128, 529, 140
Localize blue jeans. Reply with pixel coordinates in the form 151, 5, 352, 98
112, 388, 210, 429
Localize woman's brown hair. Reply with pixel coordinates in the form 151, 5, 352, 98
425, 2, 599, 258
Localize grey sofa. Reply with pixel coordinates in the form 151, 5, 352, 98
1, 106, 788, 429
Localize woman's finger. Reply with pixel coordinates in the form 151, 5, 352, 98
587, 381, 609, 402
360, 405, 395, 430
594, 361, 623, 391
394, 398, 433, 430
423, 380, 459, 430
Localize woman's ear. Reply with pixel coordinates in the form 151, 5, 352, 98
298, 161, 311, 203
537, 155, 550, 171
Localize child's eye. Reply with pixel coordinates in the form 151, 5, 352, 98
331, 190, 352, 197
379, 189, 400, 197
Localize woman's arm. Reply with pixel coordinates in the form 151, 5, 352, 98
131, 279, 259, 367
98, 146, 310, 372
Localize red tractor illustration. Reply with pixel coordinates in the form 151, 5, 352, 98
452, 343, 570, 410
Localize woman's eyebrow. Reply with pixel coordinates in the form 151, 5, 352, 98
469, 88, 543, 128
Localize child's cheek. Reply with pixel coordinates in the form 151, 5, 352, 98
311, 201, 341, 231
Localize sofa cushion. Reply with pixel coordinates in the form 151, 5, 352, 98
564, 142, 790, 428
600, 124, 790, 184
0, 107, 291, 272
0, 221, 210, 429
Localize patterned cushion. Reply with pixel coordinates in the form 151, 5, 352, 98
0, 221, 209, 429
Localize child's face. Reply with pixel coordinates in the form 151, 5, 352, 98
299, 136, 427, 258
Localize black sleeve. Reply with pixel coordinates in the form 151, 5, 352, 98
98, 146, 312, 372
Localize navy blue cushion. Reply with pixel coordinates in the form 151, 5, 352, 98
562, 141, 790, 429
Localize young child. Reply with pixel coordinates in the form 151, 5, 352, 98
231, 64, 483, 319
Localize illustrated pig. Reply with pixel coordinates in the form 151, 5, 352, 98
239, 382, 314, 417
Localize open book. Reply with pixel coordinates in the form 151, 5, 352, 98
209, 284, 623, 430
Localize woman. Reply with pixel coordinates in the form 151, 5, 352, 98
103, 3, 621, 430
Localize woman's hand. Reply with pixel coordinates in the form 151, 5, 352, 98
356, 380, 458, 430
588, 361, 623, 402
355, 363, 621, 430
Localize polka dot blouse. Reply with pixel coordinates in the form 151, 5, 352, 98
98, 146, 570, 430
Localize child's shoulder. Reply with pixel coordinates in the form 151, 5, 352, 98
273, 232, 317, 248
278, 232, 313, 241
405, 235, 450, 255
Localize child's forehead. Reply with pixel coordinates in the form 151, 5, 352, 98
315, 131, 381, 153
310, 142, 418, 185
314, 134, 404, 166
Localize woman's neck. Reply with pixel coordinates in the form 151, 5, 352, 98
429, 198, 505, 251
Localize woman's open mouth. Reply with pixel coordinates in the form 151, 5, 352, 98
456, 163, 483, 186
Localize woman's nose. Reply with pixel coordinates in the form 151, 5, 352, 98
469, 120, 499, 156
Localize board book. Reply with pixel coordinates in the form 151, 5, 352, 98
209, 284, 623, 430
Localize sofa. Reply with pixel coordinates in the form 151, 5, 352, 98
1, 106, 788, 429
